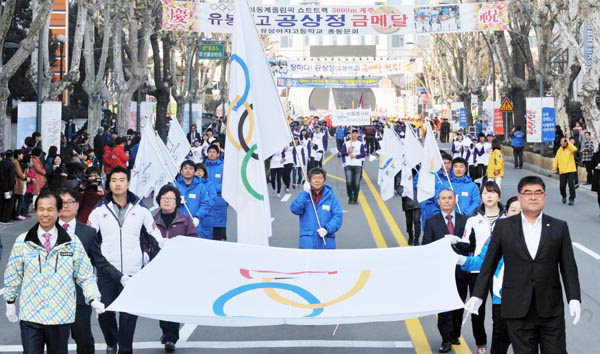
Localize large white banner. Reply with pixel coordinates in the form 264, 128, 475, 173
41, 102, 62, 154
163, 1, 510, 35
107, 237, 464, 325
332, 109, 371, 126
481, 101, 499, 135
526, 98, 542, 143
279, 59, 423, 77
16, 102, 37, 149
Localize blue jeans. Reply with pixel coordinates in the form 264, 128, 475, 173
344, 165, 363, 200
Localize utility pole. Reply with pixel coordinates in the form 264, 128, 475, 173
35, 28, 44, 132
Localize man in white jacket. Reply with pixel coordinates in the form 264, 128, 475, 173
87, 166, 165, 354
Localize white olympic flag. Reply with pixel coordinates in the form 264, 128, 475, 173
107, 237, 464, 326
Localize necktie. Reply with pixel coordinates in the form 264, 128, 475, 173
42, 233, 52, 252
446, 214, 455, 235
63, 223, 69, 231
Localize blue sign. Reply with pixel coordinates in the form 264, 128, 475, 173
459, 108, 467, 128
541, 105, 555, 143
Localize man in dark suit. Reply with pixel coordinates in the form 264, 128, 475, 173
187, 124, 201, 144
465, 176, 581, 354
58, 188, 123, 354
423, 189, 470, 353
65, 118, 77, 142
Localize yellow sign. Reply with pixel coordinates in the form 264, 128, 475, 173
500, 97, 514, 112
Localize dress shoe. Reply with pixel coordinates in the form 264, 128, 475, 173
106, 346, 117, 354
450, 338, 460, 345
413, 237, 420, 246
562, 197, 567, 204
408, 236, 414, 246
165, 341, 176, 353
439, 341, 452, 353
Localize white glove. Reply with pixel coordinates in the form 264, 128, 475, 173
444, 235, 461, 244
462, 297, 483, 326
317, 227, 328, 238
303, 182, 311, 193
120, 275, 131, 287
569, 300, 581, 325
5, 303, 18, 323
90, 300, 105, 315
157, 236, 168, 248
192, 217, 200, 227
456, 255, 467, 265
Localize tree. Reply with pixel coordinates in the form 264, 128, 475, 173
0, 0, 55, 151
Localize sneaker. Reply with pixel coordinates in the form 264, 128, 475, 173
16, 215, 26, 220
568, 200, 574, 205
285, 188, 290, 193
476, 345, 488, 354
277, 193, 281, 197
562, 197, 567, 204
164, 341, 176, 353
575, 184, 580, 189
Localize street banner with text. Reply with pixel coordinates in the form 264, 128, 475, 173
163, 1, 510, 35
332, 109, 371, 126
107, 237, 464, 325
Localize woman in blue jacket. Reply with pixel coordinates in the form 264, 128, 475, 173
290, 168, 343, 249
204, 145, 228, 240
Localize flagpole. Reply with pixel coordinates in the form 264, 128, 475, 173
142, 115, 197, 219
240, 0, 326, 243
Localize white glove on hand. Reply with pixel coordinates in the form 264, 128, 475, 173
462, 297, 483, 326
317, 227, 328, 238
456, 255, 467, 266
90, 300, 105, 315
569, 300, 581, 325
5, 303, 18, 323
192, 217, 200, 227
444, 235, 461, 244
303, 182, 311, 193
120, 275, 131, 287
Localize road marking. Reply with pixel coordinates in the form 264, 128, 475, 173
573, 242, 600, 260
323, 152, 336, 166
356, 191, 388, 248
327, 174, 346, 183
361, 170, 408, 247
281, 193, 292, 202
0, 340, 414, 352
178, 324, 198, 342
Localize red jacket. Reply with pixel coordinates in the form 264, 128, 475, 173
111, 145, 129, 169
103, 146, 114, 173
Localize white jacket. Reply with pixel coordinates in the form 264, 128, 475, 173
462, 209, 505, 273
87, 192, 163, 276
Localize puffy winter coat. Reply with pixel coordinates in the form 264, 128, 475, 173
153, 210, 197, 239
87, 192, 163, 275
487, 149, 505, 178
174, 176, 216, 238
111, 144, 129, 169
419, 170, 453, 224
435, 174, 482, 216
205, 158, 227, 228
290, 185, 343, 249
31, 156, 46, 195
461, 238, 505, 305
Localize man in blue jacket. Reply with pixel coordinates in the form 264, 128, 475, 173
204, 145, 227, 240
290, 167, 343, 249
435, 157, 482, 216
174, 160, 216, 238
510, 125, 525, 169
420, 152, 453, 226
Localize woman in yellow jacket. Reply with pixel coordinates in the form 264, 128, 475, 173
487, 138, 505, 188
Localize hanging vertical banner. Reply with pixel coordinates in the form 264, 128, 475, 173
481, 101, 499, 134
525, 98, 542, 143
41, 102, 62, 154
182, 103, 203, 134
16, 102, 37, 149
493, 108, 504, 136
541, 97, 556, 143
163, 2, 511, 35
129, 102, 156, 130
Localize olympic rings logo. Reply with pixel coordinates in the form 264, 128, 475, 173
210, 4, 234, 12
213, 269, 371, 318
226, 54, 264, 201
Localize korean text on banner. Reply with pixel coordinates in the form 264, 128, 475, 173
107, 237, 464, 326
222, 0, 291, 246
41, 102, 62, 154
174, 2, 510, 35
526, 98, 542, 143
541, 97, 556, 143
332, 109, 371, 126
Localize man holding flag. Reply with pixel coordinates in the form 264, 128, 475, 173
222, 0, 292, 246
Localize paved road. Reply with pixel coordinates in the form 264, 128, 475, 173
0, 142, 599, 353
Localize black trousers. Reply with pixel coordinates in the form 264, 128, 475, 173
0, 194, 15, 222
491, 304, 511, 354
159, 321, 180, 344
467, 273, 487, 346
438, 268, 470, 342
71, 305, 95, 354
513, 147, 524, 168
404, 208, 421, 238
213, 226, 227, 241
559, 172, 576, 201
270, 167, 283, 193
98, 276, 138, 354
505, 297, 566, 354
336, 139, 344, 154
584, 161, 594, 184
365, 137, 376, 154
20, 321, 70, 354
283, 163, 294, 188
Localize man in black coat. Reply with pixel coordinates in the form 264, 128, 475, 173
0, 150, 16, 223
465, 176, 581, 354
65, 118, 77, 142
93, 128, 106, 169
58, 188, 122, 354
423, 189, 470, 353
186, 124, 201, 144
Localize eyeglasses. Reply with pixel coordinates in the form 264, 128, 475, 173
519, 191, 545, 199
160, 197, 177, 201
62, 200, 77, 206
